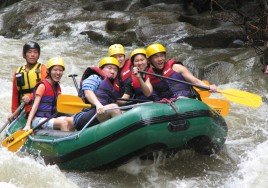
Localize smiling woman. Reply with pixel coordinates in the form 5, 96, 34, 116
22, 57, 72, 132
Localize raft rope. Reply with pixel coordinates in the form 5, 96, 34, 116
157, 97, 179, 114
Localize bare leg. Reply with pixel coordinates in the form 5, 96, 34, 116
64, 116, 76, 131
53, 117, 70, 131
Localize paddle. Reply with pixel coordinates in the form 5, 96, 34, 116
117, 97, 229, 116
68, 74, 79, 93
57, 94, 153, 114
139, 70, 262, 108
194, 80, 211, 98
0, 102, 25, 134
57, 94, 92, 114
1, 113, 58, 152
202, 98, 230, 116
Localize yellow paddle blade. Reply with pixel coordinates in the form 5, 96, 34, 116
1, 129, 33, 152
218, 89, 262, 108
194, 80, 211, 98
57, 94, 92, 114
202, 98, 230, 116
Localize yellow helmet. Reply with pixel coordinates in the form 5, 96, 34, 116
108, 44, 125, 56
130, 48, 147, 60
99, 57, 120, 68
46, 57, 65, 70
146, 43, 166, 58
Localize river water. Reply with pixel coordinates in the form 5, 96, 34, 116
0, 32, 268, 187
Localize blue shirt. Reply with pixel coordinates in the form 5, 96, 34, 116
82, 74, 102, 92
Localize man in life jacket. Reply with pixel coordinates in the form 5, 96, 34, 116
67, 57, 124, 131
145, 43, 217, 101
23, 57, 70, 131
8, 41, 47, 121
108, 44, 132, 95
119, 48, 153, 103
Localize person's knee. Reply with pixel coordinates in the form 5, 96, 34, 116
54, 117, 70, 131
109, 108, 121, 117
60, 119, 69, 131
107, 103, 119, 109
63, 117, 75, 131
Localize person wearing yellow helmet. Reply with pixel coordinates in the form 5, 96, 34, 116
108, 44, 132, 95
146, 43, 217, 100
108, 44, 126, 67
23, 57, 71, 132
66, 57, 123, 131
46, 56, 65, 71
119, 48, 153, 103
8, 41, 47, 122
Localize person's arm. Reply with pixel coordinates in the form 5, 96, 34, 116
8, 74, 20, 121
84, 90, 103, 108
116, 77, 133, 105
172, 64, 217, 91
82, 75, 105, 114
11, 73, 19, 113
117, 93, 130, 105
40, 64, 47, 79
132, 67, 153, 96
143, 78, 153, 96
21, 64, 47, 105
23, 84, 45, 131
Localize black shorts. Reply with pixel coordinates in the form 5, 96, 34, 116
73, 108, 100, 131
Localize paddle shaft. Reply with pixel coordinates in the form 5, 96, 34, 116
139, 70, 210, 91
1, 112, 59, 152
0, 102, 25, 133
68, 74, 79, 93
140, 70, 262, 108
262, 96, 268, 104
32, 113, 58, 131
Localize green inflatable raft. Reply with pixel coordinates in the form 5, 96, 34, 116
5, 98, 228, 171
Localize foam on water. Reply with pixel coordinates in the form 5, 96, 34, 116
225, 140, 268, 188
0, 182, 20, 188
0, 78, 12, 126
0, 149, 78, 188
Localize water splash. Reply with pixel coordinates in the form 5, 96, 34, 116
225, 141, 268, 188
0, 149, 78, 188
